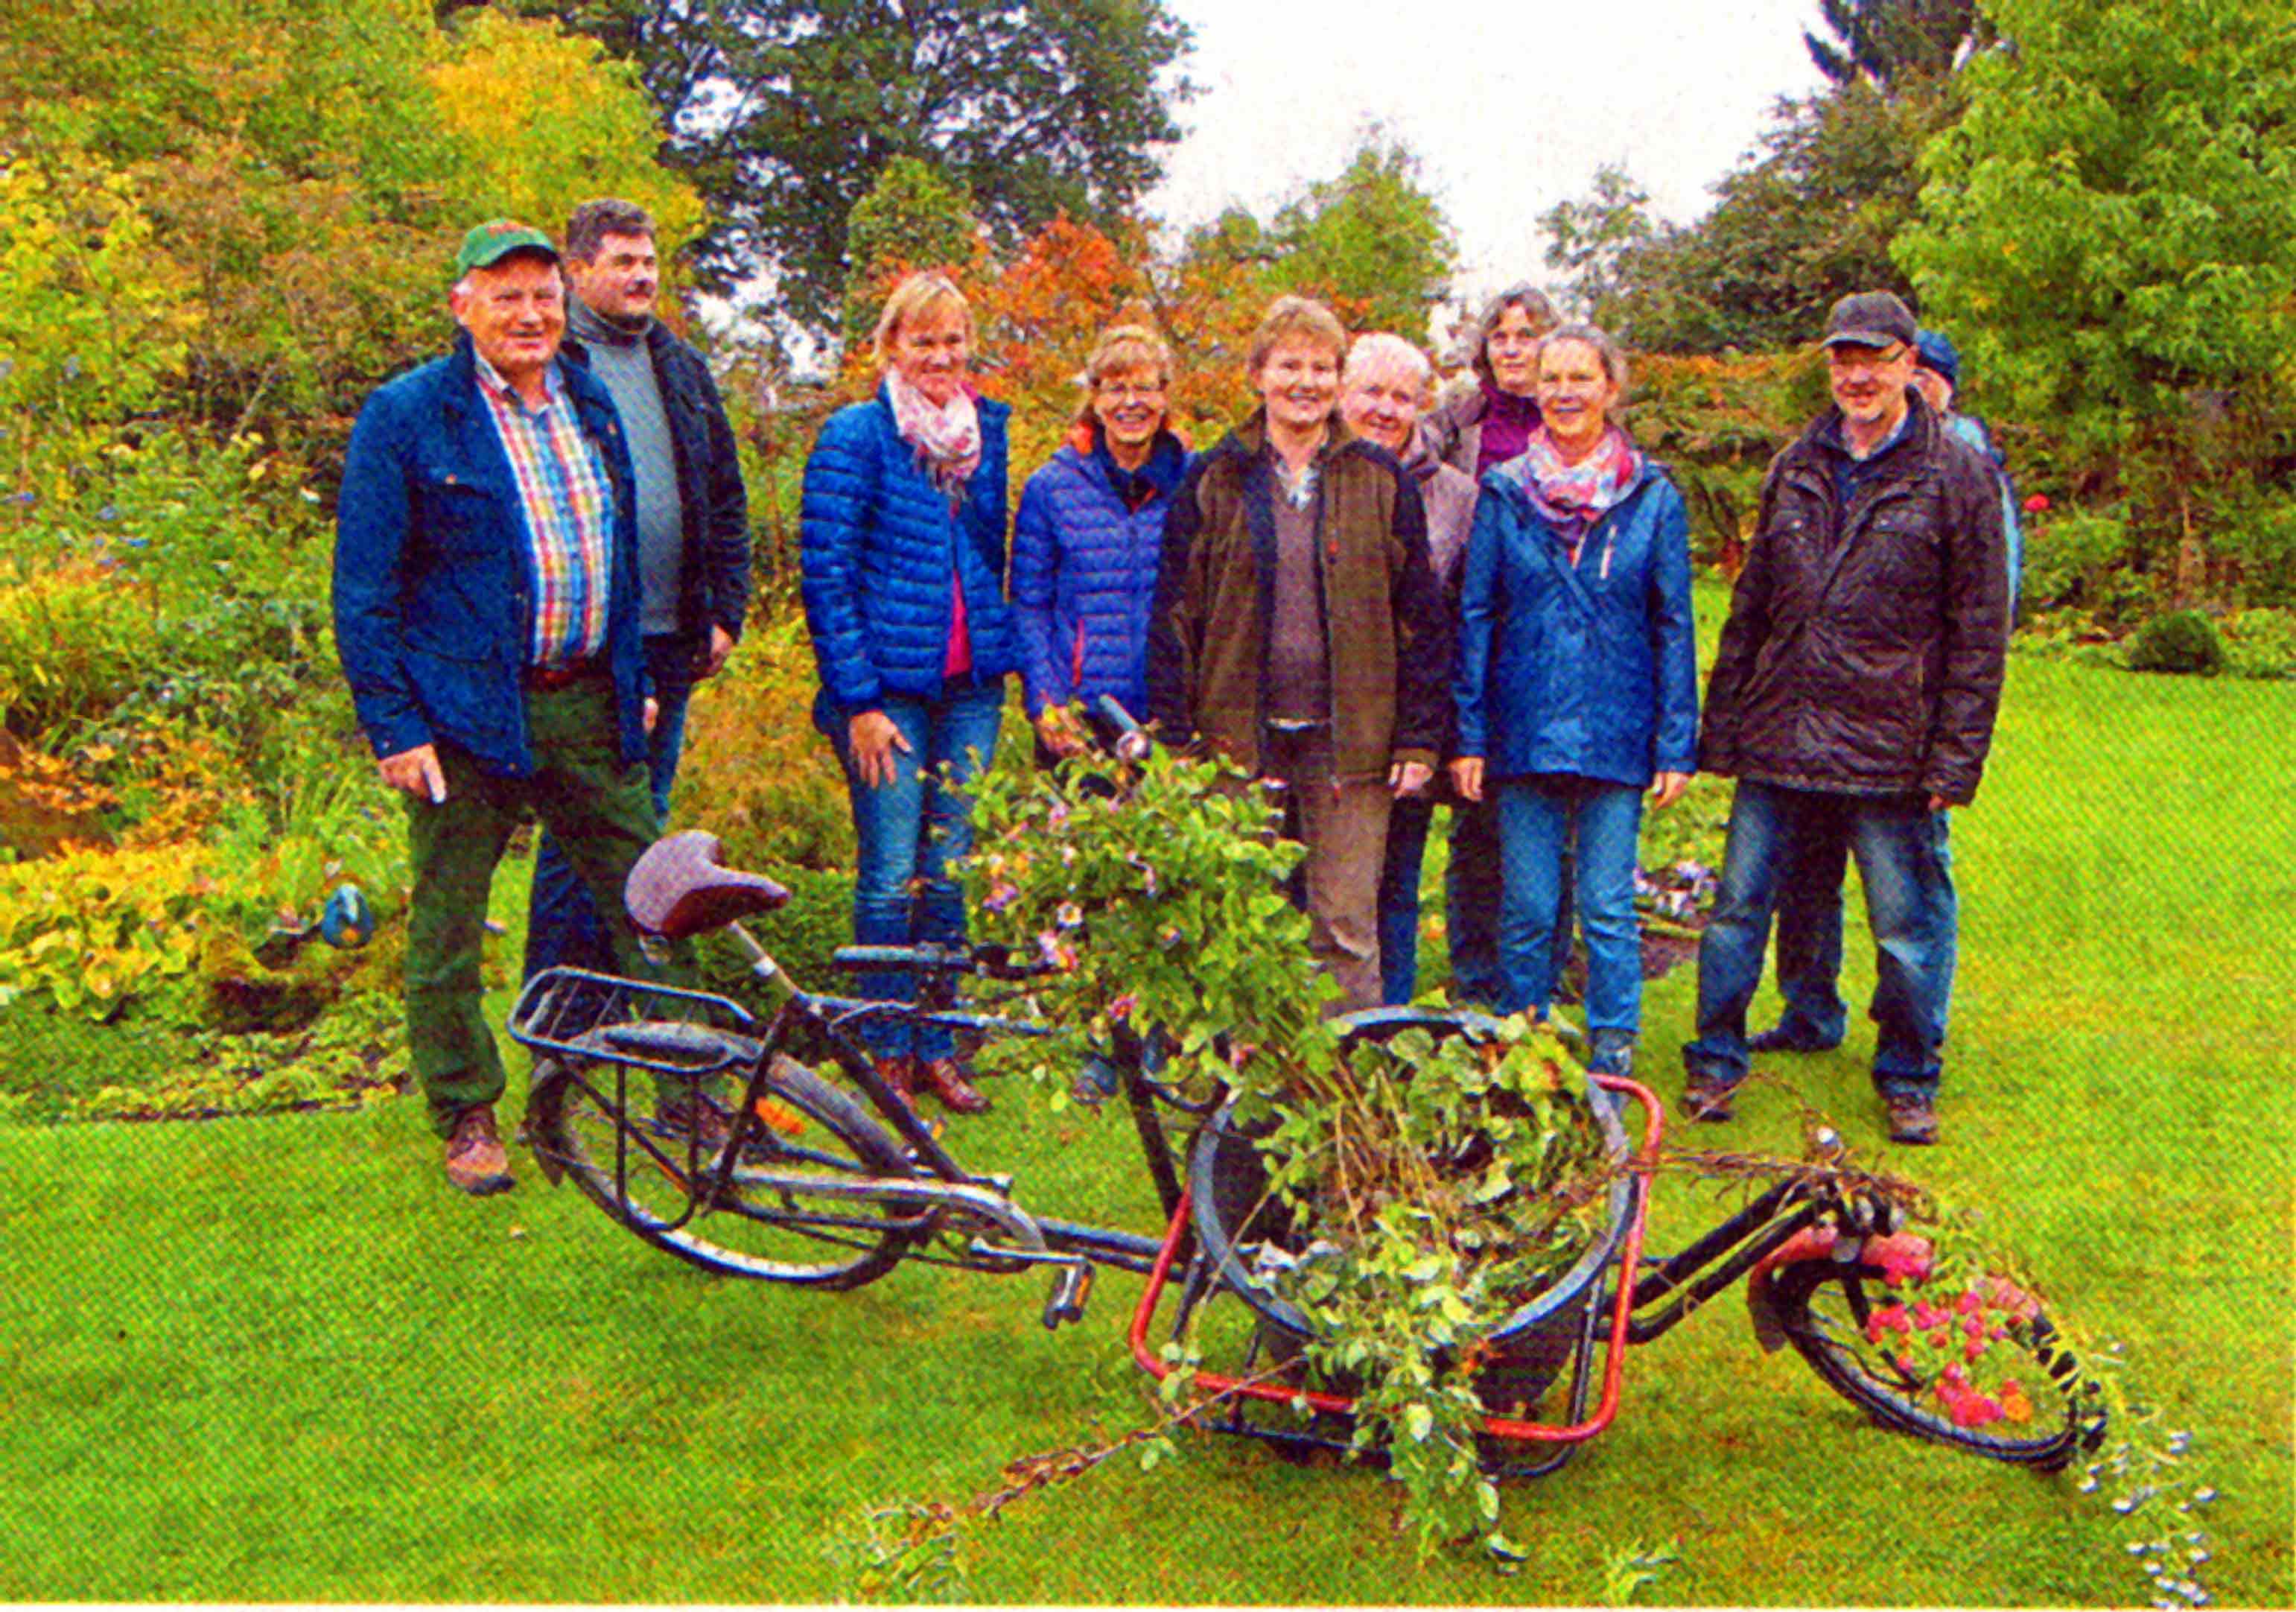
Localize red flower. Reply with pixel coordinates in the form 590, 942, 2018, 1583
2023, 492, 2051, 514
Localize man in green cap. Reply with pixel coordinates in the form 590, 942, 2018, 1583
334, 219, 669, 1196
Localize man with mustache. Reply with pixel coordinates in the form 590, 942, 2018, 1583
523, 198, 751, 988
1683, 291, 2009, 1147
334, 219, 665, 1196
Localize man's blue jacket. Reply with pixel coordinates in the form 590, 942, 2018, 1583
334, 334, 649, 776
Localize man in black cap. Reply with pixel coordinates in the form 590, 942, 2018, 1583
334, 219, 667, 1196
1749, 325, 2028, 1073
1683, 291, 2009, 1146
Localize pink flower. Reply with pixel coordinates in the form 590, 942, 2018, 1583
1864, 1233, 1934, 1287
1109, 993, 1138, 1021
1955, 1289, 1982, 1316
2023, 492, 2051, 514
1963, 1339, 1988, 1363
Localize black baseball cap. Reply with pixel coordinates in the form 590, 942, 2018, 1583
1821, 291, 1918, 351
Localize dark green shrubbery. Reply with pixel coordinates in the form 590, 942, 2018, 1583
2125, 610, 2226, 676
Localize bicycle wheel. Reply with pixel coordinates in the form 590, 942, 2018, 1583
1769, 1257, 2104, 1470
530, 1045, 920, 1288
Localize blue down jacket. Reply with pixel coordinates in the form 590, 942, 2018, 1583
1009, 426, 1187, 723
799, 384, 1017, 727
1452, 454, 1699, 787
332, 334, 647, 776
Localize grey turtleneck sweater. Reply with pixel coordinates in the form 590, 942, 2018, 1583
568, 296, 685, 635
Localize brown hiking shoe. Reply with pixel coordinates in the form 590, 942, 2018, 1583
1681, 1074, 1737, 1124
914, 1056, 989, 1116
1886, 1092, 1940, 1146
445, 1105, 515, 1196
872, 1054, 920, 1111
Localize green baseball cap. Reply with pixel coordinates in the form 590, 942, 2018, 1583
452, 218, 559, 279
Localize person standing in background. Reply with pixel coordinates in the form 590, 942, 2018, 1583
1422, 283, 1561, 1010
523, 198, 750, 986
1338, 332, 1480, 1006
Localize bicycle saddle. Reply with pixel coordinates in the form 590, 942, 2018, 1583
624, 829, 790, 938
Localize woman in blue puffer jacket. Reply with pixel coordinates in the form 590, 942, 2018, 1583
1010, 321, 1188, 756
799, 271, 1020, 1117
1449, 324, 1699, 1079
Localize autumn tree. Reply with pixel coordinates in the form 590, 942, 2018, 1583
1895, 0, 2296, 602
479, 0, 1195, 333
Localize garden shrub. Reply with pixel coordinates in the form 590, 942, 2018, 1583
0, 560, 155, 738
673, 615, 856, 873
2218, 608, 2296, 679
2214, 495, 2296, 609
2020, 507, 2136, 615
2125, 610, 2225, 676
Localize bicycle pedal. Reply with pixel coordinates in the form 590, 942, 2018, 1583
1041, 1263, 1093, 1330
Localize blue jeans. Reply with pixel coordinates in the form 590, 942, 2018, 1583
1493, 776, 1645, 1035
1376, 793, 1435, 1005
831, 679, 1005, 1059
1685, 781, 1956, 1101
524, 631, 702, 981
1767, 820, 1852, 1049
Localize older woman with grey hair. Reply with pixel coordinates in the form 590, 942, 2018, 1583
1418, 282, 1560, 1008
1338, 331, 1478, 1005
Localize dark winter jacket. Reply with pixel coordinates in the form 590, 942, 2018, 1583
1010, 422, 1188, 724
1145, 412, 1449, 781
333, 334, 648, 775
562, 318, 751, 644
1699, 394, 2009, 804
1453, 454, 1698, 787
798, 384, 1017, 727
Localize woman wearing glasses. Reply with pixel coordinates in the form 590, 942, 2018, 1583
1011, 320, 1190, 759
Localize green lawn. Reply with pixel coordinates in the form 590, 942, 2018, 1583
2, 641, 2290, 1605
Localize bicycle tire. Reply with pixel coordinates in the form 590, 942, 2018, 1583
1769, 1257, 2104, 1470
531, 1044, 919, 1289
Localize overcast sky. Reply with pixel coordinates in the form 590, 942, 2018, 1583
1142, 0, 1831, 308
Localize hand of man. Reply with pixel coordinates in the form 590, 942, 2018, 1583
379, 743, 447, 805
1927, 793, 1952, 813
1388, 759, 1433, 798
643, 696, 660, 735
1448, 756, 1485, 804
848, 710, 912, 790
700, 625, 735, 679
1650, 770, 1691, 809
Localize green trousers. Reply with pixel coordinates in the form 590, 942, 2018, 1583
403, 676, 667, 1137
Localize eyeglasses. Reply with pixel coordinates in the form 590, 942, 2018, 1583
1826, 343, 1909, 375
1097, 381, 1167, 401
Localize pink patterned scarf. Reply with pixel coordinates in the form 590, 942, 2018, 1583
885, 367, 983, 497
1510, 425, 1641, 570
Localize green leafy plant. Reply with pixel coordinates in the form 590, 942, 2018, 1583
2126, 611, 2226, 676
958, 734, 1616, 1557
1598, 1534, 1682, 1606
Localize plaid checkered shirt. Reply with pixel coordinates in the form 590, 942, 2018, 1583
471, 355, 615, 667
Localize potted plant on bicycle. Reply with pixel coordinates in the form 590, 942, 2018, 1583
958, 732, 1632, 1553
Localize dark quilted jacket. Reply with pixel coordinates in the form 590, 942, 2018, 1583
562, 320, 751, 643
333, 334, 648, 776
1010, 428, 1186, 724
1699, 396, 2009, 804
798, 384, 1017, 725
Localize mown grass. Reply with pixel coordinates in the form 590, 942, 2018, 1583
1, 624, 2290, 1605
